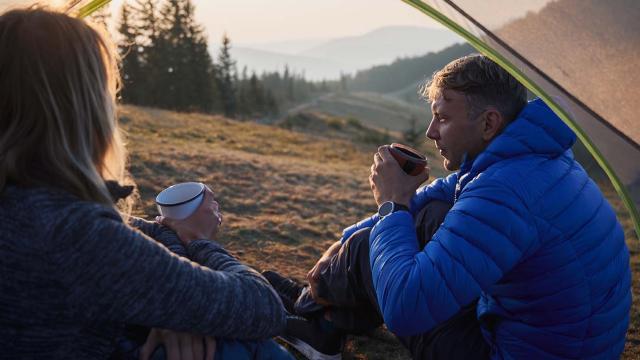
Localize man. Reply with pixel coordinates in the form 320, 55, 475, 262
266, 55, 631, 359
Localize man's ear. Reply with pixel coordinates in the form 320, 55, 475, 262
482, 108, 506, 142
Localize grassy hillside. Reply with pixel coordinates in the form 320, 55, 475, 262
284, 92, 431, 133
120, 105, 638, 359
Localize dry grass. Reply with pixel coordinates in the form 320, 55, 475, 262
120, 104, 638, 359
124, 105, 389, 278
603, 184, 640, 360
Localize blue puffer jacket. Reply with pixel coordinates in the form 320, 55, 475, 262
342, 99, 631, 359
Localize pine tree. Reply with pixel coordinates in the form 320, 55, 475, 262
131, 0, 163, 106
216, 33, 237, 118
117, 0, 217, 112
133, 0, 160, 45
339, 72, 349, 93
184, 0, 217, 112
264, 89, 279, 116
118, 2, 143, 104
89, 6, 110, 30
236, 66, 249, 118
248, 72, 265, 116
283, 65, 294, 101
155, 0, 186, 109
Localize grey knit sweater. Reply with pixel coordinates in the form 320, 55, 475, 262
0, 185, 286, 359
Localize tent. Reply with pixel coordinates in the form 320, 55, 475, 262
401, 0, 640, 238
2, 0, 638, 238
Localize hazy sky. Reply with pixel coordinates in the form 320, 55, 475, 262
0, 0, 554, 45
107, 0, 443, 44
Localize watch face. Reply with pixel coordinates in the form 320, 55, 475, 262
378, 201, 394, 217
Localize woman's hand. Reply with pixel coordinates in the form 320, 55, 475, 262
140, 328, 216, 360
157, 187, 223, 246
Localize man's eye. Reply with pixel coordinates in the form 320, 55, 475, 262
439, 117, 446, 123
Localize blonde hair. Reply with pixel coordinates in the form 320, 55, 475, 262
421, 54, 527, 122
0, 7, 127, 207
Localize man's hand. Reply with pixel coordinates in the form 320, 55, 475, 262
140, 328, 216, 360
370, 146, 429, 207
157, 187, 223, 246
306, 240, 342, 305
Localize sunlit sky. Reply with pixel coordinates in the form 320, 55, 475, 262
106, 0, 442, 45
0, 0, 554, 45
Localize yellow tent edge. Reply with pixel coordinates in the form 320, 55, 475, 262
69, 0, 111, 18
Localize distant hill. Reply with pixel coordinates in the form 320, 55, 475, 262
283, 92, 431, 133
347, 42, 474, 103
219, 26, 461, 80
240, 38, 329, 55
230, 47, 346, 80
299, 26, 462, 70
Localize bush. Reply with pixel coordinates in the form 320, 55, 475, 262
278, 113, 311, 130
346, 117, 363, 129
357, 128, 391, 145
327, 117, 344, 130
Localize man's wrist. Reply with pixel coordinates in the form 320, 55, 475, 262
378, 201, 410, 218
390, 196, 410, 207
378, 196, 410, 208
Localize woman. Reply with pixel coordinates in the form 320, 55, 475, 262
0, 7, 291, 359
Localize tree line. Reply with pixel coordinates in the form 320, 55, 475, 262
116, 0, 326, 119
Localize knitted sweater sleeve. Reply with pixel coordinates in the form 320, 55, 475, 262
48, 203, 285, 340
128, 216, 187, 257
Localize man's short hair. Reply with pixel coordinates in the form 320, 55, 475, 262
422, 54, 528, 122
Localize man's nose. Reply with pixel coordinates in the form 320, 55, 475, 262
426, 119, 438, 140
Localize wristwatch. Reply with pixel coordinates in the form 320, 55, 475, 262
378, 201, 409, 218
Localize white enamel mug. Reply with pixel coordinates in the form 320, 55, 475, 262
155, 182, 205, 220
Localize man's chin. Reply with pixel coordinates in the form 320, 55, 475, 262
443, 159, 460, 171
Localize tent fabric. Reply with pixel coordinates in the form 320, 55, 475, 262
405, 0, 640, 238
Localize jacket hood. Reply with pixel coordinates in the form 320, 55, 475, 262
460, 98, 577, 178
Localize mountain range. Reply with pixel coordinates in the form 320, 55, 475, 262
212, 26, 461, 80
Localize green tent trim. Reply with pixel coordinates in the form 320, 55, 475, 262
68, 0, 111, 18
402, 0, 640, 239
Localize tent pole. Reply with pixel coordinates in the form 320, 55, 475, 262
68, 0, 112, 18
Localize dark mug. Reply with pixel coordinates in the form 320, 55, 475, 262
388, 143, 428, 176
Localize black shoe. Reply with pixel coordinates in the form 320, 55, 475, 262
294, 286, 325, 316
279, 314, 344, 360
262, 270, 305, 313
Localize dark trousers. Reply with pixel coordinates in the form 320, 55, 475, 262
295, 200, 489, 360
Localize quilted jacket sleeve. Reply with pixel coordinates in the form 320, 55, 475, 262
340, 173, 458, 244
369, 178, 537, 336
409, 172, 458, 211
